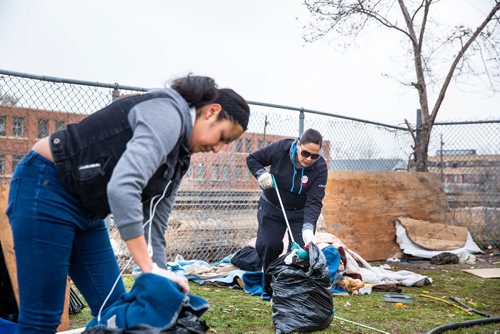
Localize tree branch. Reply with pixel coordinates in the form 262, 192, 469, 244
356, 1, 413, 40
404, 118, 417, 143
417, 0, 431, 54
398, 0, 430, 125
430, 2, 500, 124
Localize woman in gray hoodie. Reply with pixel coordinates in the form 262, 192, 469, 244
7, 75, 250, 334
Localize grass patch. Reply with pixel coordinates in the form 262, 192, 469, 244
70, 264, 499, 333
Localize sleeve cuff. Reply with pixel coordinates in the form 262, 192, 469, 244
302, 223, 314, 232
255, 168, 267, 178
118, 223, 144, 241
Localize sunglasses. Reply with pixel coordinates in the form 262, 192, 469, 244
299, 145, 321, 160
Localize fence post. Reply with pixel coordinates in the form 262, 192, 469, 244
112, 84, 120, 102
299, 108, 305, 137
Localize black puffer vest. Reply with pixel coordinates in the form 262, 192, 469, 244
49, 91, 191, 218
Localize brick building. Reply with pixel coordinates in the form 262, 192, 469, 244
428, 150, 500, 207
0, 106, 84, 183
1, 106, 331, 190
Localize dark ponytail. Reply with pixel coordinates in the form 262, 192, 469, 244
171, 74, 250, 131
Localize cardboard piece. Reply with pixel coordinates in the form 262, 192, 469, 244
0, 185, 19, 308
322, 171, 450, 261
462, 268, 500, 278
396, 217, 467, 250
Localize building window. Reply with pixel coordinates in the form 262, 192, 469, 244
0, 116, 6, 136
245, 168, 251, 181
55, 120, 65, 131
211, 165, 219, 181
245, 139, 252, 153
0, 155, 4, 175
13, 117, 25, 137
235, 139, 242, 152
12, 155, 23, 172
222, 165, 229, 181
38, 119, 49, 138
197, 164, 204, 181
235, 166, 242, 180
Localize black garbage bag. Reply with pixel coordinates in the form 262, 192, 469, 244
83, 313, 208, 334
267, 243, 334, 333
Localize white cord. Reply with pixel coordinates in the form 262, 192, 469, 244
144, 180, 172, 257
96, 180, 172, 324
272, 176, 296, 244
96, 256, 133, 323
336, 316, 390, 334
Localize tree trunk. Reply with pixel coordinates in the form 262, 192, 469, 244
414, 141, 429, 172
414, 119, 431, 172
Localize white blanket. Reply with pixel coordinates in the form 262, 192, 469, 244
342, 247, 432, 287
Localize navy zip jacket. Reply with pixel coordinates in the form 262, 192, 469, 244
246, 139, 328, 231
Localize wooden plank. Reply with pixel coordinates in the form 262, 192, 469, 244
57, 328, 85, 334
0, 184, 70, 331
59, 280, 70, 331
462, 268, 500, 278
322, 171, 450, 261
0, 184, 19, 308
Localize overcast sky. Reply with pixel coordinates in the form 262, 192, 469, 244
0, 0, 498, 125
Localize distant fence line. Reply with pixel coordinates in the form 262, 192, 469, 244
0, 69, 498, 268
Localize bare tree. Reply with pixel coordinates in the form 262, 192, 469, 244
0, 87, 19, 106
302, 0, 500, 171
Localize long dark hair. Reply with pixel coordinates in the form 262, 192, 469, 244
171, 75, 250, 131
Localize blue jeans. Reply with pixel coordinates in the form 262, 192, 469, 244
6, 151, 125, 334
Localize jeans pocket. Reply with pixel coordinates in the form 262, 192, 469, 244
6, 178, 21, 217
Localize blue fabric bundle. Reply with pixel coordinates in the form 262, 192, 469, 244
0, 318, 17, 334
87, 273, 209, 329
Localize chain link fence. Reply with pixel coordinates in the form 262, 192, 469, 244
1, 69, 498, 272
429, 121, 500, 245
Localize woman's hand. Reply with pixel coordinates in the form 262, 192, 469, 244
151, 263, 190, 294
124, 235, 190, 293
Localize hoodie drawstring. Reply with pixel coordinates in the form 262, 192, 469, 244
290, 143, 304, 195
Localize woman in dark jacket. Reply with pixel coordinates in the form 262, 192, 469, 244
246, 128, 327, 293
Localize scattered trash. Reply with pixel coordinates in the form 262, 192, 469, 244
357, 284, 373, 295
69, 286, 86, 314
430, 252, 459, 265
384, 294, 414, 304
458, 252, 476, 264
344, 302, 351, 307
386, 258, 401, 262
283, 249, 299, 265
418, 294, 473, 315
448, 296, 490, 317
372, 284, 402, 293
